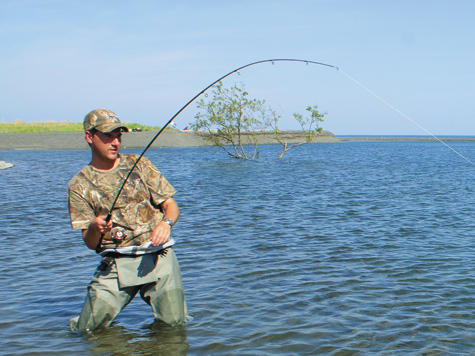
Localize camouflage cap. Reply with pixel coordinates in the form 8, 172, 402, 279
83, 109, 130, 133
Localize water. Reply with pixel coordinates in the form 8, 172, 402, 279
2, 141, 475, 355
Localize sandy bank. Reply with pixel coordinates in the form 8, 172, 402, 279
338, 136, 475, 142
0, 130, 339, 150
1, 130, 472, 152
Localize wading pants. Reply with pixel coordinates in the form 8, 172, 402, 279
69, 248, 187, 333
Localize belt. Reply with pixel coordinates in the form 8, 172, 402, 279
98, 248, 170, 271
103, 252, 131, 259
103, 247, 170, 259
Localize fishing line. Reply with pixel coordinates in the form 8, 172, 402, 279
337, 68, 475, 168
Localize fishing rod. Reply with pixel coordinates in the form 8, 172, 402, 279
95, 59, 339, 250
97, 57, 475, 251
104, 58, 339, 222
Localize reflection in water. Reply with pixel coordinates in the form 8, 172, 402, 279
85, 322, 189, 356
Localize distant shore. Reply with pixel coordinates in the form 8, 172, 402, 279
0, 130, 339, 150
0, 130, 474, 151
338, 135, 475, 142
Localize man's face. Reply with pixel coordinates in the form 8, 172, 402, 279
86, 128, 122, 163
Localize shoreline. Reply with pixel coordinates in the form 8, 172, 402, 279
338, 136, 475, 142
0, 130, 474, 151
0, 130, 339, 151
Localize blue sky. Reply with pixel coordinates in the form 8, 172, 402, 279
1, 0, 474, 135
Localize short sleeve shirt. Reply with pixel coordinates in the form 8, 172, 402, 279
68, 154, 176, 249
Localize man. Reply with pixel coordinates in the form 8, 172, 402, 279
68, 109, 188, 333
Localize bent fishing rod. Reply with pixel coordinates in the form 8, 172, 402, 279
97, 57, 475, 251
96, 59, 338, 250
104, 58, 339, 223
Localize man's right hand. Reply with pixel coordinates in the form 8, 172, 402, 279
82, 215, 112, 250
90, 215, 112, 234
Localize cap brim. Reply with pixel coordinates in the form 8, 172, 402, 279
95, 123, 130, 133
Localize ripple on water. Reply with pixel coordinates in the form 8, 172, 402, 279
3, 143, 475, 354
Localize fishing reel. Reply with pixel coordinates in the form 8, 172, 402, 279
111, 227, 128, 244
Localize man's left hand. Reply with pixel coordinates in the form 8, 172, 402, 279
150, 221, 171, 246
150, 198, 179, 246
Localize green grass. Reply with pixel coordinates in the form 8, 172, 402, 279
0, 120, 161, 133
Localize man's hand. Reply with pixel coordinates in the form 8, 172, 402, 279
150, 221, 171, 246
90, 215, 112, 234
82, 215, 112, 250
150, 198, 180, 246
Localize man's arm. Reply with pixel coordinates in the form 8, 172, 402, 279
150, 197, 180, 246
82, 215, 112, 250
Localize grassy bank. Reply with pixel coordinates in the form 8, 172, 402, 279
0, 120, 160, 133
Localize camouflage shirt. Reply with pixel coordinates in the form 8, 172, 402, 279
68, 154, 176, 251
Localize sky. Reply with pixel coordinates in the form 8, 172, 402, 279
1, 0, 474, 135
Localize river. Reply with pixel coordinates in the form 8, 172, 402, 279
2, 141, 475, 355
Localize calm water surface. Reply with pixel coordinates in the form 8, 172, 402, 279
2, 141, 475, 355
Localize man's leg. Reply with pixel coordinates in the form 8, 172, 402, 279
70, 257, 138, 333
140, 248, 188, 326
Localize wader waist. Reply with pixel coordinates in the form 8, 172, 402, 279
103, 247, 170, 259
